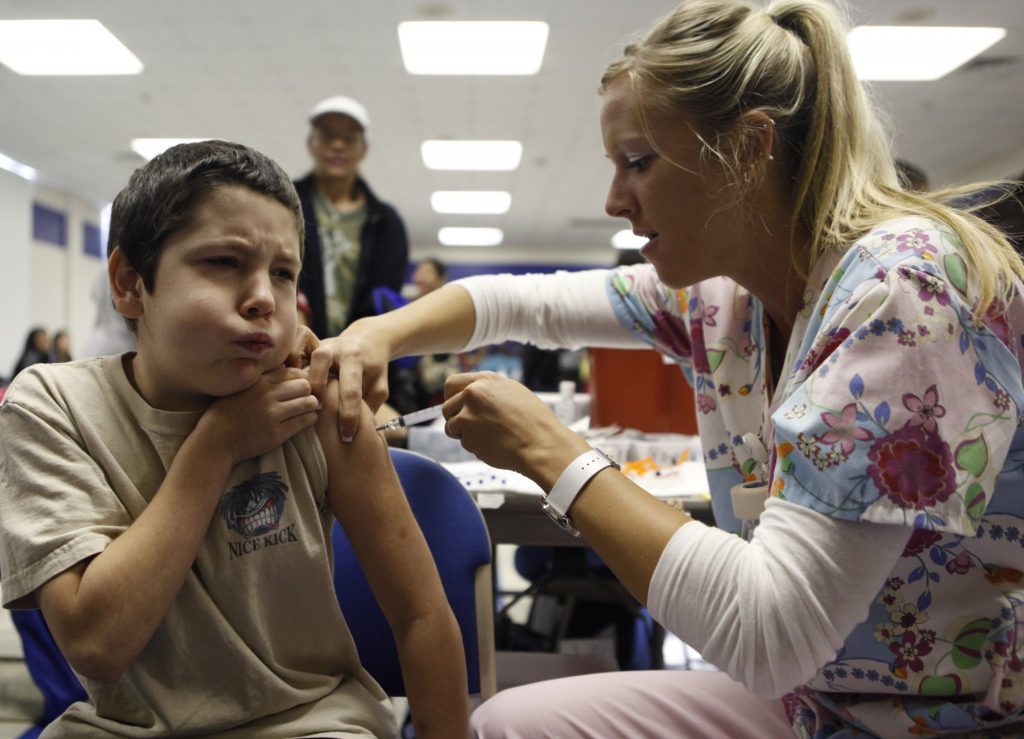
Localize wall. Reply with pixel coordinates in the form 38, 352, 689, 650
0, 175, 106, 379
0, 170, 33, 377
30, 186, 107, 362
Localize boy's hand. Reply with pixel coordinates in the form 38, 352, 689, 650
200, 367, 320, 465
286, 324, 320, 370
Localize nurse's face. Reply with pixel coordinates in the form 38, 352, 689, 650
601, 76, 742, 289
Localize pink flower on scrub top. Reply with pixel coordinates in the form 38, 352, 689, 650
902, 529, 943, 557
945, 550, 974, 575
867, 424, 955, 509
651, 311, 691, 360
684, 318, 710, 373
912, 272, 951, 307
902, 385, 945, 433
819, 403, 874, 456
889, 629, 935, 673
895, 230, 937, 258
801, 328, 850, 373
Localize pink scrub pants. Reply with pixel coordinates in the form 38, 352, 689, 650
471, 669, 794, 739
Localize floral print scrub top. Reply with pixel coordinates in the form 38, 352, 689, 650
607, 216, 1024, 737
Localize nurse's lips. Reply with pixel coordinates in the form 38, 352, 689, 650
235, 333, 273, 354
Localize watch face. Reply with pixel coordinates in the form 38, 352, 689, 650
541, 501, 582, 537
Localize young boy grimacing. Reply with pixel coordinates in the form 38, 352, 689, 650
0, 140, 467, 738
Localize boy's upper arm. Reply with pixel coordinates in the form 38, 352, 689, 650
315, 392, 444, 620
35, 560, 89, 627
0, 379, 126, 608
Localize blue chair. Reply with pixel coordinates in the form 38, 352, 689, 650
332, 448, 496, 700
10, 609, 86, 739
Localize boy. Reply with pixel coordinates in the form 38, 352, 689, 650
0, 141, 467, 737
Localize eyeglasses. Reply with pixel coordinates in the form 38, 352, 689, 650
311, 128, 364, 147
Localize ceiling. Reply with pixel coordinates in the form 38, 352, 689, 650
2, 0, 1023, 261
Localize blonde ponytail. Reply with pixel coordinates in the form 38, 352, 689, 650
602, 0, 1024, 315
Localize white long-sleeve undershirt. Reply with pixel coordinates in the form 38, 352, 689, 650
457, 268, 914, 698
649, 498, 910, 697
457, 270, 646, 351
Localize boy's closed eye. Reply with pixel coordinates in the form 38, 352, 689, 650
205, 256, 240, 268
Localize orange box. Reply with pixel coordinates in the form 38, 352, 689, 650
588, 348, 698, 435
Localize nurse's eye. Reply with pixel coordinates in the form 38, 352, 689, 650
627, 155, 652, 173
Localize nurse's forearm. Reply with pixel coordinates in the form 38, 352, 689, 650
346, 283, 477, 359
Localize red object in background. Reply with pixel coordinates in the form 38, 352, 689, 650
588, 348, 698, 435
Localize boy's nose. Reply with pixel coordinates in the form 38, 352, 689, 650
241, 277, 274, 317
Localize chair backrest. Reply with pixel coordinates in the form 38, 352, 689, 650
332, 448, 496, 700
10, 609, 87, 738
371, 286, 408, 316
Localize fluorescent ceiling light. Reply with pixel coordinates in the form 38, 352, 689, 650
399, 21, 548, 75
612, 230, 647, 249
421, 140, 522, 171
0, 151, 37, 181
438, 227, 504, 247
131, 138, 209, 161
431, 191, 512, 215
0, 19, 143, 75
848, 26, 1006, 81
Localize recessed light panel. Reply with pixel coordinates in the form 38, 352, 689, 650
399, 21, 548, 75
421, 140, 523, 171
848, 26, 1006, 81
431, 191, 512, 215
0, 19, 143, 75
438, 227, 504, 247
130, 138, 210, 161
0, 151, 37, 181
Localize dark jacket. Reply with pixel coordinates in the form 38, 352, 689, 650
294, 173, 409, 339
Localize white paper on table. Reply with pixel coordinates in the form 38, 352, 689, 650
444, 461, 544, 496
444, 459, 709, 503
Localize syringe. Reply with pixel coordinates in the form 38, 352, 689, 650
374, 403, 445, 432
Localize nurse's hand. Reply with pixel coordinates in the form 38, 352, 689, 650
306, 322, 393, 441
442, 372, 590, 486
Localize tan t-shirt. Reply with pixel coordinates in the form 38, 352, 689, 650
0, 355, 397, 738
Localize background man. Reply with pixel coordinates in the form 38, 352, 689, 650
295, 95, 409, 339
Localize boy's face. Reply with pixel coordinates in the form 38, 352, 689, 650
118, 185, 301, 411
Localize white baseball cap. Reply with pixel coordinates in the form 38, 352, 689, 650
308, 95, 370, 131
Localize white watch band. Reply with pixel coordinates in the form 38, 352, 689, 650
543, 449, 618, 536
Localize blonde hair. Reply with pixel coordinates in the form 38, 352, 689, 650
601, 0, 1023, 314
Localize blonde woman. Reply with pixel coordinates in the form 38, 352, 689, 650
307, 0, 1024, 735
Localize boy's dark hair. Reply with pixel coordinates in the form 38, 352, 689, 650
108, 140, 304, 295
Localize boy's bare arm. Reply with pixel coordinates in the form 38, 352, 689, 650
37, 367, 318, 683
317, 387, 469, 739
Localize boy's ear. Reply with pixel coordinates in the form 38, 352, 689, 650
108, 247, 145, 319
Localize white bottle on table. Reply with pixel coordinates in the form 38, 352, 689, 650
555, 380, 577, 425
